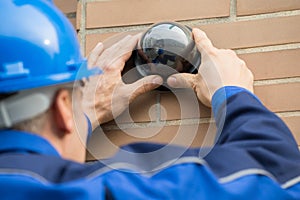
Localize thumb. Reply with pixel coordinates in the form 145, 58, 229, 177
192, 28, 215, 54
127, 75, 163, 102
88, 42, 104, 68
167, 73, 196, 88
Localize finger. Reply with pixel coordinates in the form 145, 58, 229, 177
167, 73, 196, 88
134, 32, 143, 50
192, 28, 216, 54
118, 33, 140, 62
108, 34, 140, 71
134, 32, 143, 41
97, 35, 138, 71
88, 42, 104, 68
126, 75, 163, 102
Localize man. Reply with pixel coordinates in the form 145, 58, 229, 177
0, 1, 299, 199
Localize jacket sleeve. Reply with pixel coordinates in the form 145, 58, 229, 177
210, 86, 300, 185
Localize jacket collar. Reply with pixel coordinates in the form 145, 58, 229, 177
0, 130, 60, 157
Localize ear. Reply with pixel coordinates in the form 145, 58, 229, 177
53, 89, 74, 134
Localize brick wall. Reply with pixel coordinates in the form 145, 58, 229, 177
58, 0, 300, 160
53, 0, 77, 28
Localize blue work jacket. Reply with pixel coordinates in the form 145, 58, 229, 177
0, 87, 299, 199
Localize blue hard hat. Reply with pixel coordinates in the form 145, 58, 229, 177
0, 0, 101, 93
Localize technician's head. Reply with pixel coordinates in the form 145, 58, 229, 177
0, 0, 101, 162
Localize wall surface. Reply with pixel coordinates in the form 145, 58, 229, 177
53, 0, 77, 27
56, 0, 300, 160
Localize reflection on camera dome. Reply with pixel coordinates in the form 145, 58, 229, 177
135, 22, 201, 80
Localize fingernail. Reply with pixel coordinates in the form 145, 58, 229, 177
96, 42, 103, 48
168, 76, 177, 87
152, 76, 163, 85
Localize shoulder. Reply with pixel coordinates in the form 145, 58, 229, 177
0, 153, 105, 183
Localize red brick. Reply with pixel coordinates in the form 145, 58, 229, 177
86, 123, 217, 160
85, 15, 300, 55
239, 49, 300, 80
68, 17, 76, 29
86, 0, 230, 28
237, 0, 300, 16
255, 82, 300, 113
198, 15, 300, 49
159, 83, 300, 121
87, 115, 300, 161
85, 31, 141, 56
281, 116, 300, 145
53, 0, 77, 13
86, 32, 127, 56
160, 89, 212, 121
76, 2, 81, 30
114, 92, 158, 123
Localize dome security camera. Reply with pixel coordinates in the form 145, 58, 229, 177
135, 22, 201, 83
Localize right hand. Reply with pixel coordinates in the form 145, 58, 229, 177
82, 34, 163, 130
167, 28, 254, 107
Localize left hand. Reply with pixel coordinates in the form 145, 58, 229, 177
167, 28, 254, 107
82, 34, 163, 130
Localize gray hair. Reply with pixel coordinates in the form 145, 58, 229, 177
0, 85, 76, 133
12, 109, 50, 134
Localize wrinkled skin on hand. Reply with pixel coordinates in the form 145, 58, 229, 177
167, 28, 254, 107
82, 34, 163, 130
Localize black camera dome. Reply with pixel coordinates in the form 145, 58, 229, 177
135, 22, 201, 80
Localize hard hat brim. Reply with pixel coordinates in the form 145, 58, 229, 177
0, 61, 102, 93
